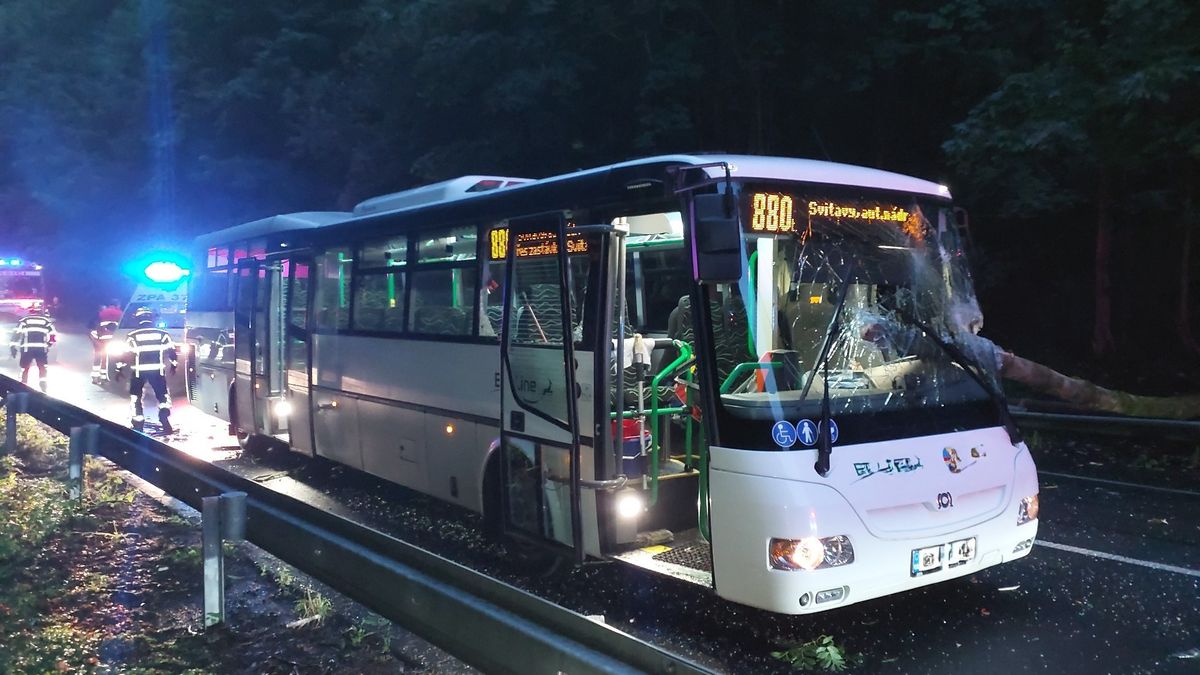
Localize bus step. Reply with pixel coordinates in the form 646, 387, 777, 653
612, 530, 712, 588
635, 529, 674, 547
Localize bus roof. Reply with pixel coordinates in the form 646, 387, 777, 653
193, 211, 352, 249
194, 154, 951, 248
560, 154, 952, 199
352, 176, 530, 217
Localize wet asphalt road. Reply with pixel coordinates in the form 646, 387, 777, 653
7, 332, 1199, 674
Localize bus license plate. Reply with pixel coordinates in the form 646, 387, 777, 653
911, 544, 943, 576
911, 537, 976, 577
945, 537, 976, 569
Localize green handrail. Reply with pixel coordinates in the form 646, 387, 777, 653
648, 341, 694, 505
719, 361, 781, 394
746, 250, 757, 354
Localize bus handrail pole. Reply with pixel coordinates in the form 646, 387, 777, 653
648, 342, 694, 506
613, 236, 627, 472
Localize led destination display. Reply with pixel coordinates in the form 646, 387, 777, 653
488, 227, 589, 261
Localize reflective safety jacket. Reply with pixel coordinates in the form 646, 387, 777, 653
11, 315, 56, 353
119, 327, 178, 375
90, 320, 118, 343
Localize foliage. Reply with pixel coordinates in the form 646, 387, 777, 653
772, 635, 862, 672
295, 586, 333, 624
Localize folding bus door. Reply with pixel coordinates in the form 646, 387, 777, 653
499, 215, 586, 560
282, 257, 315, 455
233, 256, 288, 438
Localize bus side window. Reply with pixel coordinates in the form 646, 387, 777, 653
480, 260, 505, 338
409, 267, 477, 336
314, 248, 352, 332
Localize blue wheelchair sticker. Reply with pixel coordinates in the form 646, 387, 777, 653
771, 420, 798, 448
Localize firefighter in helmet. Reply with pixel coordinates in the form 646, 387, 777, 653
90, 319, 119, 384
9, 312, 57, 391
115, 307, 178, 433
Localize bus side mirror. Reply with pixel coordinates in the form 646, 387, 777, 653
692, 193, 743, 282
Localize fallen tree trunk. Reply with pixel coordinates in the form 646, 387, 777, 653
998, 350, 1200, 420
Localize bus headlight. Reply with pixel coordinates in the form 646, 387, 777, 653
1018, 494, 1039, 525
769, 535, 855, 571
615, 489, 644, 519
273, 399, 292, 418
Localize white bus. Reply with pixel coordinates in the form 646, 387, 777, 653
185, 156, 1039, 614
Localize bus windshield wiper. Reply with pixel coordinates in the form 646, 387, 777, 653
888, 305, 1022, 444
801, 262, 856, 477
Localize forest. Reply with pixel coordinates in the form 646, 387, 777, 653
1, 0, 1197, 393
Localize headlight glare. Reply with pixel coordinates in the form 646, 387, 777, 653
770, 535, 855, 571
1018, 494, 1039, 525
615, 489, 644, 519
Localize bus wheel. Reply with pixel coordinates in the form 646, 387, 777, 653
236, 430, 275, 456
481, 451, 504, 539
481, 451, 561, 575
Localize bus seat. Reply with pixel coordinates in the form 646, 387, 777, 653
485, 304, 503, 335
713, 295, 751, 381
414, 306, 467, 335
517, 284, 566, 343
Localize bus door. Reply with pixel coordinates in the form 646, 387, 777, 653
281, 257, 315, 455
233, 256, 289, 437
498, 215, 587, 560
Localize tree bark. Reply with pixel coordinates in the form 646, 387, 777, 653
1092, 167, 1116, 357
1177, 171, 1200, 358
999, 350, 1200, 419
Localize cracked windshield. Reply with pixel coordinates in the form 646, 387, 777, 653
712, 191, 998, 424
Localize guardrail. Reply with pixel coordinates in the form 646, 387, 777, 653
1008, 402, 1200, 441
0, 376, 711, 675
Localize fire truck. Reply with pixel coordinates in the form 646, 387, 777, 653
0, 258, 46, 323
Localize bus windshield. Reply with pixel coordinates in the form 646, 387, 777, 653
707, 192, 1000, 441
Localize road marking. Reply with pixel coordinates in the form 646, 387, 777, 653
1036, 540, 1200, 578
1038, 470, 1200, 498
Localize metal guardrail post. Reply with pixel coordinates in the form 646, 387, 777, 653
203, 490, 247, 627
4, 391, 28, 457
68, 424, 99, 500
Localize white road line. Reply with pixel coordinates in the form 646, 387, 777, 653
1038, 470, 1200, 498
1036, 540, 1200, 579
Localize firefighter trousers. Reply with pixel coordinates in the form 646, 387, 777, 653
19, 348, 48, 391
130, 372, 172, 432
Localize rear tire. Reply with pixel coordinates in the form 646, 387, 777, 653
481, 449, 561, 574
236, 429, 277, 456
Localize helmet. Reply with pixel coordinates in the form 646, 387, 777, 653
133, 307, 156, 326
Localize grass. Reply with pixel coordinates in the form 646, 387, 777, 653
295, 586, 333, 624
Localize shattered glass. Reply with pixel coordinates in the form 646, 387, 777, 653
710, 200, 1002, 424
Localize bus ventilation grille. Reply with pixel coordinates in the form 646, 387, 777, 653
651, 543, 713, 572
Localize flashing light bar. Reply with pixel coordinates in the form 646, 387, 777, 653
143, 261, 190, 284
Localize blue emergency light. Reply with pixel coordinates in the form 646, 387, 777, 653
143, 261, 189, 284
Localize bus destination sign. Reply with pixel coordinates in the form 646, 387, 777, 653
489, 228, 589, 261
744, 191, 911, 234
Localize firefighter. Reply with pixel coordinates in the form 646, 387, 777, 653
89, 319, 118, 384
115, 307, 177, 433
9, 312, 56, 391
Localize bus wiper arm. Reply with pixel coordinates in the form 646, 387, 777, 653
889, 305, 1022, 444
803, 262, 856, 478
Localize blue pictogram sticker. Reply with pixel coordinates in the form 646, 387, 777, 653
796, 419, 818, 446
771, 420, 798, 448
819, 419, 839, 444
